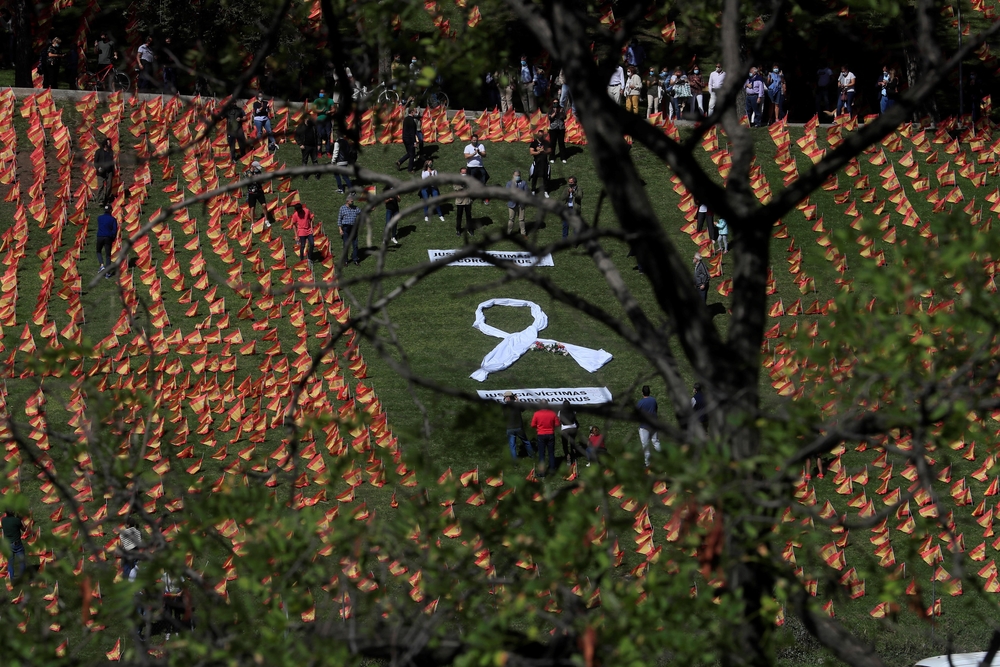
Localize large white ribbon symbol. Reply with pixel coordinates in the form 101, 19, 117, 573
470, 298, 613, 382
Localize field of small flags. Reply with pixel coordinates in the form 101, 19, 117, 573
2, 80, 1000, 660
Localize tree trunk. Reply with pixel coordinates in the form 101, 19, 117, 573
13, 0, 35, 88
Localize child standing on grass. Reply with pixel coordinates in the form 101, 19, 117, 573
715, 217, 729, 254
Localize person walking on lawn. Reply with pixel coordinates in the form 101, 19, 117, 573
531, 402, 560, 477
292, 202, 316, 262
636, 386, 661, 466
395, 106, 420, 173
96, 204, 118, 278
2, 509, 26, 581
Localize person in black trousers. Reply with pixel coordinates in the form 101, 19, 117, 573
547, 100, 567, 164
395, 106, 420, 173
295, 117, 319, 179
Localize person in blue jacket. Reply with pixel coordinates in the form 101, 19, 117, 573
96, 205, 118, 278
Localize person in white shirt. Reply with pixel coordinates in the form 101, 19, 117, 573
608, 62, 625, 104
836, 66, 856, 117
463, 134, 489, 203
707, 63, 726, 115
137, 36, 155, 92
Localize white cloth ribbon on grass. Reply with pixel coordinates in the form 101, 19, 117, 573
470, 298, 613, 382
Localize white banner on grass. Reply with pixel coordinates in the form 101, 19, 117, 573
477, 387, 613, 405
428, 249, 555, 267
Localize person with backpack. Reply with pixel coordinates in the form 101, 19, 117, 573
224, 102, 248, 163
295, 117, 319, 179
331, 134, 357, 194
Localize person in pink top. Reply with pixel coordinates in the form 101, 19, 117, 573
292, 202, 316, 262
530, 402, 560, 477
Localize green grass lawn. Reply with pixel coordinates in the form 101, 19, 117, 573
1, 92, 998, 665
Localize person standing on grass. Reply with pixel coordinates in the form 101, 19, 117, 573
586, 426, 605, 466
694, 252, 710, 304
94, 137, 116, 206
331, 133, 357, 193
384, 187, 400, 246
464, 134, 490, 204
561, 176, 582, 239
636, 386, 661, 467
225, 101, 248, 163
43, 37, 63, 89
691, 383, 709, 428
645, 67, 661, 118
295, 117, 319, 179
528, 131, 552, 198
395, 106, 420, 173
251, 93, 278, 153
506, 170, 528, 237
715, 217, 729, 254
2, 509, 26, 581
119, 516, 142, 579
688, 65, 705, 116
836, 65, 856, 117
313, 88, 333, 156
558, 401, 580, 464
243, 161, 276, 228
420, 159, 445, 223
744, 66, 764, 127
503, 391, 535, 461
548, 100, 567, 164
454, 167, 473, 237
531, 401, 560, 477
292, 202, 316, 262
338, 192, 361, 266
96, 204, 118, 278
708, 63, 726, 115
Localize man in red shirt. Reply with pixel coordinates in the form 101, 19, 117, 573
530, 402, 560, 476
292, 202, 316, 262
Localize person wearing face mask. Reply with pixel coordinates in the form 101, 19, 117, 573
506, 170, 528, 236
623, 66, 642, 113
548, 101, 566, 163
561, 177, 582, 238
464, 134, 490, 203
645, 68, 661, 118
744, 66, 765, 127
659, 67, 673, 119
688, 65, 705, 116
518, 55, 537, 114
766, 64, 784, 125
708, 63, 726, 115
312, 88, 333, 156
836, 65, 856, 117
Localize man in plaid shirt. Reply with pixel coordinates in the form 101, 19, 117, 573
338, 192, 361, 266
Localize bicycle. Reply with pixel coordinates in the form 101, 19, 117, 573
421, 86, 449, 110
360, 81, 400, 108
80, 63, 130, 92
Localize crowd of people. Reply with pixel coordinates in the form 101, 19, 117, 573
499, 382, 709, 475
